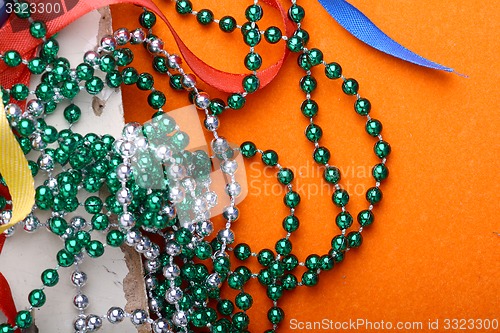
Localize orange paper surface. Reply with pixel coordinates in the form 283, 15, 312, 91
112, 0, 499, 331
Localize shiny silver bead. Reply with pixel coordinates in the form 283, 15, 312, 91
225, 182, 242, 197
116, 187, 132, 204
125, 230, 142, 245
145, 258, 160, 273
74, 252, 85, 265
107, 307, 125, 324
205, 191, 218, 207
162, 205, 176, 219
131, 309, 148, 326
0, 210, 12, 224
211, 137, 230, 155
3, 226, 15, 237
181, 73, 197, 90
144, 244, 160, 259
71, 271, 87, 287
130, 28, 146, 44
218, 228, 235, 244
167, 164, 187, 180
172, 311, 188, 327
165, 241, 181, 256
169, 186, 185, 204
162, 264, 180, 280
149, 297, 160, 312
119, 212, 136, 229
86, 315, 102, 331
154, 145, 172, 161
221, 160, 238, 175
73, 294, 89, 310
83, 51, 100, 66
116, 163, 132, 181
4, 103, 22, 126
166, 287, 183, 303
153, 318, 171, 333
196, 220, 213, 237
74, 315, 87, 331
100, 35, 116, 52
135, 236, 152, 253
222, 205, 240, 222
167, 54, 182, 68
23, 214, 40, 233
61, 227, 75, 240
145, 275, 158, 290
204, 115, 219, 131
38, 153, 54, 171
45, 177, 58, 190
206, 273, 222, 289
122, 122, 142, 139
26, 99, 45, 116
194, 92, 210, 109
147, 37, 164, 54
71, 216, 87, 230
31, 133, 47, 151
114, 28, 131, 45
118, 141, 137, 157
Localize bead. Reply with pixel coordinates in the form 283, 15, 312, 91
195, 91, 211, 109
3, 50, 22, 67
130, 28, 146, 44
287, 35, 303, 52
289, 4, 305, 22
313, 146, 330, 164
298, 53, 312, 70
63, 104, 81, 124
324, 166, 340, 184
100, 35, 116, 52
197, 9, 214, 25
57, 249, 74, 267
258, 249, 274, 266
182, 73, 197, 90
374, 140, 391, 158
302, 270, 319, 286
325, 62, 342, 80
152, 319, 170, 332
261, 149, 278, 166
0, 324, 13, 333
34, 82, 54, 102
137, 72, 154, 90
234, 243, 252, 260
204, 114, 219, 131
264, 26, 282, 43
227, 93, 245, 110
366, 118, 383, 136
107, 229, 125, 247
300, 75, 317, 93
10, 83, 29, 101
73, 294, 89, 310
107, 307, 125, 323
246, 4, 263, 22
294, 29, 309, 45
308, 48, 324, 66
76, 63, 94, 80
219, 16, 237, 32
131, 309, 148, 325
148, 91, 166, 109
284, 191, 301, 208
85, 76, 104, 95
5, 103, 22, 125
240, 141, 257, 158
267, 307, 285, 324
244, 28, 261, 47
332, 188, 349, 207
28, 57, 47, 74
99, 54, 116, 73
336, 211, 353, 229
347, 231, 363, 248
106, 70, 123, 88
275, 238, 292, 255
86, 240, 105, 258
29, 289, 46, 308
305, 254, 321, 270
242, 74, 260, 93
358, 209, 374, 227
15, 310, 32, 329
277, 168, 294, 185
342, 78, 359, 95
217, 299, 234, 316
372, 163, 389, 181
301, 99, 319, 117
305, 123, 322, 142
146, 36, 164, 53
176, 0, 192, 14
283, 273, 298, 290
83, 50, 100, 66
222, 206, 239, 221
86, 315, 103, 331
366, 187, 383, 204
282, 215, 299, 232
217, 228, 235, 244
139, 10, 156, 28
283, 254, 299, 270
244, 52, 262, 70
355, 97, 371, 116
331, 234, 348, 252
114, 28, 131, 45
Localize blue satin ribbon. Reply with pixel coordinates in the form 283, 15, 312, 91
0, 0, 9, 29
317, 0, 453, 72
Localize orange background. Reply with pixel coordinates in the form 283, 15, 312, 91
112, 0, 499, 331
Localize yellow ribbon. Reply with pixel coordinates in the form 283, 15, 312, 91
0, 93, 35, 233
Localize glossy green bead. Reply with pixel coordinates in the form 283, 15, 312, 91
284, 190, 301, 208
244, 52, 262, 70
191, 309, 208, 328
302, 270, 319, 286
139, 10, 156, 28
342, 78, 359, 95
232, 312, 249, 330
331, 234, 348, 252
324, 166, 341, 184
245, 4, 263, 22
320, 255, 335, 271
227, 273, 244, 290
76, 63, 94, 80
148, 90, 166, 109
219, 16, 237, 32
372, 163, 389, 181
35, 82, 54, 102
332, 188, 349, 207
113, 48, 133, 67
242, 74, 260, 93
269, 260, 285, 278
313, 146, 330, 164
217, 299, 234, 316
268, 307, 285, 324
76, 231, 91, 247
1, 86, 8, 104
65, 237, 82, 255
347, 231, 363, 248
325, 62, 342, 79
264, 26, 282, 44
56, 249, 74, 267
240, 21, 255, 36
122, 67, 139, 85
17, 118, 35, 136
86, 240, 105, 258
35, 185, 53, 210
258, 269, 273, 286
14, 2, 30, 18
305, 254, 321, 270
85, 76, 104, 95
106, 70, 122, 88
3, 50, 22, 67
30, 21, 47, 38
244, 28, 261, 46
234, 243, 252, 260
336, 211, 353, 229
49, 217, 68, 235
209, 98, 225, 115
275, 238, 292, 255
282, 214, 299, 232
60, 80, 80, 99
197, 9, 214, 25
277, 167, 294, 185
355, 98, 371, 116
374, 140, 391, 158
287, 35, 303, 52
227, 93, 245, 110
0, 324, 14, 333
28, 57, 47, 74
258, 249, 274, 266
283, 273, 298, 290
283, 254, 299, 271
0, 196, 6, 210
298, 53, 312, 70
261, 149, 278, 166
300, 75, 317, 93
213, 256, 231, 275
358, 209, 374, 227
289, 4, 305, 22
40, 38, 59, 60
29, 289, 46, 307
41, 269, 59, 287
301, 99, 318, 117
63, 104, 81, 124
15, 310, 33, 329
152, 56, 168, 74
366, 186, 383, 204
167, 74, 181, 91
18, 137, 31, 154
366, 119, 383, 137
52, 63, 69, 83
195, 241, 212, 260
308, 48, 324, 66
294, 29, 309, 45
240, 141, 257, 158
235, 292, 253, 311
10, 83, 30, 101
235, 265, 252, 283
107, 229, 125, 247
137, 73, 154, 90
176, 0, 192, 14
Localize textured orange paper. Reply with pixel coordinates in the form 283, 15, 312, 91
112, 0, 500, 331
